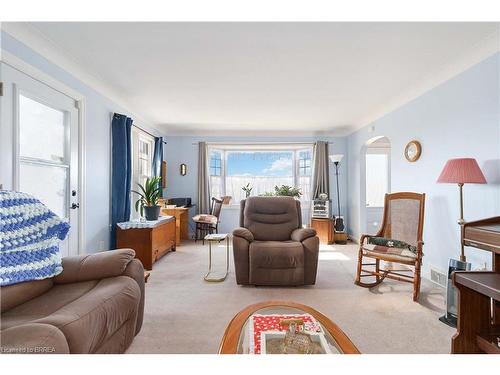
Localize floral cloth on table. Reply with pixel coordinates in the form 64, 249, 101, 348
249, 314, 321, 354
0, 191, 70, 286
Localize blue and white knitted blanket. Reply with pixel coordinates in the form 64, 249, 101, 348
0, 191, 70, 286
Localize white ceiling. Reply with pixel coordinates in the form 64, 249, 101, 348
8, 22, 500, 135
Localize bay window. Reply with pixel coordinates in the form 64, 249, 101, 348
208, 144, 313, 205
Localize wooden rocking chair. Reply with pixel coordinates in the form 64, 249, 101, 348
355, 192, 426, 302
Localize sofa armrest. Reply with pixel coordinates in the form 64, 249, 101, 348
0, 323, 70, 354
233, 227, 254, 242
291, 228, 317, 242
122, 258, 145, 335
54, 249, 136, 284
232, 233, 252, 285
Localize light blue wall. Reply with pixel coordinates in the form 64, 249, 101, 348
1, 31, 159, 253
346, 52, 500, 277
4, 29, 499, 279
163, 135, 348, 234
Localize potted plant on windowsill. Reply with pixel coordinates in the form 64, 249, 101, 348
260, 185, 303, 199
132, 176, 162, 221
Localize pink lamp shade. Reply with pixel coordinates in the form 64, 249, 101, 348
437, 158, 486, 184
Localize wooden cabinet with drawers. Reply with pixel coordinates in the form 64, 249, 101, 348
116, 217, 176, 270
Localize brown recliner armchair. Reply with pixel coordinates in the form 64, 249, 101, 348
0, 249, 144, 354
233, 196, 319, 286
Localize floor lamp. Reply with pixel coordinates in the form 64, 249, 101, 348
329, 154, 344, 232
437, 158, 487, 327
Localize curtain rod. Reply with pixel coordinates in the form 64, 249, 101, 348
190, 141, 334, 145
133, 124, 167, 144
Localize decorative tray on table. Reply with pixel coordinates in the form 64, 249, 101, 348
248, 314, 331, 354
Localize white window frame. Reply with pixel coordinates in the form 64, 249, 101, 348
130, 127, 155, 219
208, 144, 313, 208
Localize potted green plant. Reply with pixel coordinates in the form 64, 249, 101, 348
132, 176, 162, 221
259, 185, 302, 198
273, 185, 302, 198
242, 183, 253, 198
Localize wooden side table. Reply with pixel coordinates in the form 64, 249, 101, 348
204, 233, 230, 282
160, 207, 189, 246
311, 218, 334, 244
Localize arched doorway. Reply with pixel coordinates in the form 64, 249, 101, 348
360, 136, 391, 235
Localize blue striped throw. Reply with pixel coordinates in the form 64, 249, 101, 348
0, 191, 70, 286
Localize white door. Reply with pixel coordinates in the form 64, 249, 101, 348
0, 63, 80, 257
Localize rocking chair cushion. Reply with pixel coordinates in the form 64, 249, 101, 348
192, 214, 218, 225
367, 236, 417, 254
362, 243, 417, 262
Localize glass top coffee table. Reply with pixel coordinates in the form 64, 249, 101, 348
219, 301, 360, 354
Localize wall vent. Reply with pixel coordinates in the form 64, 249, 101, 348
429, 265, 447, 288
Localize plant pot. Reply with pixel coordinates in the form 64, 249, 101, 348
143, 205, 161, 221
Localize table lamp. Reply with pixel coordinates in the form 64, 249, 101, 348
437, 158, 486, 259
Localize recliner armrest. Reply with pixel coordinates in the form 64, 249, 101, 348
54, 249, 136, 284
0, 323, 70, 354
291, 228, 317, 242
232, 227, 254, 242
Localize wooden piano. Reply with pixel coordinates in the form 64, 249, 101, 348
452, 216, 500, 354
461, 216, 500, 269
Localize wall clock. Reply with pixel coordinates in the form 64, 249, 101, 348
404, 140, 422, 162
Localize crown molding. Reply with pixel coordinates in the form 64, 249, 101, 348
351, 25, 500, 134
157, 123, 353, 138
1, 22, 158, 130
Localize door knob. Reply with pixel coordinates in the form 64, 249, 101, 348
71, 203, 80, 209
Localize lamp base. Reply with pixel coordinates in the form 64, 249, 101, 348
439, 314, 457, 328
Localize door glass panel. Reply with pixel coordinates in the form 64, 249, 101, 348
19, 94, 66, 163
19, 162, 68, 218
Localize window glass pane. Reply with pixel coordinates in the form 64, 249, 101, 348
19, 95, 66, 163
210, 175, 223, 199
210, 151, 222, 176
298, 175, 312, 202
209, 147, 313, 205
139, 157, 150, 177
365, 153, 389, 207
298, 150, 312, 177
19, 162, 68, 218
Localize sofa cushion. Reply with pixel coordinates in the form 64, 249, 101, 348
1, 278, 53, 313
244, 197, 299, 241
1, 280, 98, 329
249, 241, 304, 285
250, 241, 304, 269
1, 276, 140, 353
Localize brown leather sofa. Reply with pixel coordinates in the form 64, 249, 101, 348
233, 196, 319, 286
0, 249, 144, 354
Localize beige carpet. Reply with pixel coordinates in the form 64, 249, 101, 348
127, 240, 455, 354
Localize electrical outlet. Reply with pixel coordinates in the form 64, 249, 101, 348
99, 240, 105, 251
